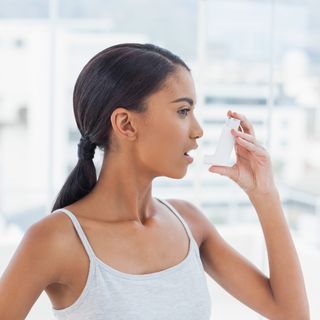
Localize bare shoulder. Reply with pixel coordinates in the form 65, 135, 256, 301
26, 211, 75, 247
21, 211, 80, 284
27, 210, 73, 241
164, 198, 211, 248
0, 211, 80, 318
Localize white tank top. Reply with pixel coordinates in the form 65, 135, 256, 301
51, 197, 212, 320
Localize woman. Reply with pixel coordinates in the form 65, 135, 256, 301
0, 43, 309, 320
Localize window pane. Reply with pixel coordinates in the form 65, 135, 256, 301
58, 0, 198, 60
0, 0, 49, 18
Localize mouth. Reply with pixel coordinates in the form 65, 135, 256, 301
184, 145, 198, 157
183, 150, 195, 162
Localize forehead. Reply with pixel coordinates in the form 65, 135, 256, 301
146, 67, 197, 106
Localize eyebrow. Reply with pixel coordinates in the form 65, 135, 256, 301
170, 97, 195, 107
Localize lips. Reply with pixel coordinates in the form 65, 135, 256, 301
183, 145, 198, 156
184, 152, 194, 163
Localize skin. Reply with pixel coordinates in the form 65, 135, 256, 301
0, 66, 309, 320
74, 65, 203, 225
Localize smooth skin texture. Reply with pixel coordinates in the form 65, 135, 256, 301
0, 67, 309, 320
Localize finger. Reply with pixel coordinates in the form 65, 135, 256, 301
236, 150, 250, 163
235, 143, 250, 160
236, 136, 256, 152
236, 136, 266, 157
208, 164, 237, 180
227, 110, 255, 137
231, 128, 256, 144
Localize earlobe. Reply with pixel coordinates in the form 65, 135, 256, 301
110, 107, 137, 140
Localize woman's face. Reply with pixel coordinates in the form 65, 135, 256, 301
136, 66, 203, 179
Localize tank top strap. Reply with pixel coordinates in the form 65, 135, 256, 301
52, 208, 96, 262
155, 197, 196, 246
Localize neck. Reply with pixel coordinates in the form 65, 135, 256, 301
79, 152, 158, 225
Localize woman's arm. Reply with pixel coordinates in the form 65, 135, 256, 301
203, 110, 309, 319
173, 196, 308, 320
247, 189, 309, 319
0, 217, 64, 320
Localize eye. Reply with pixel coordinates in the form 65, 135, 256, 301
178, 108, 191, 117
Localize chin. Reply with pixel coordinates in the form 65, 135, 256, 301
164, 167, 188, 180
150, 160, 189, 180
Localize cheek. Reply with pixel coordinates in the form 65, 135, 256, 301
136, 113, 188, 167
139, 128, 171, 161
136, 125, 163, 156
136, 124, 189, 178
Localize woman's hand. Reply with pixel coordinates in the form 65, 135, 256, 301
208, 110, 278, 195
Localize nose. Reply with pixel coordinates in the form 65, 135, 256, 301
192, 117, 203, 139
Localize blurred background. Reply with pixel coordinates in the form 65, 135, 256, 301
0, 0, 319, 319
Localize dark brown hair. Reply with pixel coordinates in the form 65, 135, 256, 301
51, 43, 190, 212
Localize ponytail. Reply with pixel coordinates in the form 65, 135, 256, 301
50, 42, 190, 212
51, 135, 97, 211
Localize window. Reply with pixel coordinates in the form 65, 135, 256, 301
0, 1, 318, 319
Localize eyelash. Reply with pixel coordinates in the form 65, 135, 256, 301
178, 108, 191, 117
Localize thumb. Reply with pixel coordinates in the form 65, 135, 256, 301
209, 165, 234, 178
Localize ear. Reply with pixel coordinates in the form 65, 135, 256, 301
110, 107, 138, 141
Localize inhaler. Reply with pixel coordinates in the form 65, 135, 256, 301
203, 117, 241, 166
